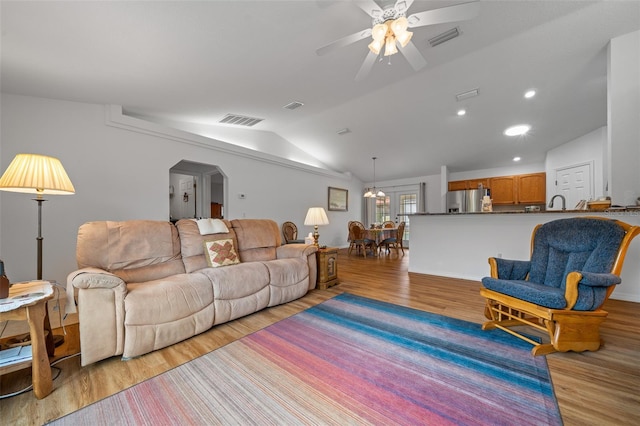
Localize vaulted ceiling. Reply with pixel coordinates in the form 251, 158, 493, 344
2, 1, 639, 182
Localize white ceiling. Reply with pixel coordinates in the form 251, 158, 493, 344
2, 1, 639, 183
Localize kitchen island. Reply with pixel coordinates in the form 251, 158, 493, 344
408, 210, 640, 302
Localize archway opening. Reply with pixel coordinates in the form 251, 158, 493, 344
169, 160, 226, 221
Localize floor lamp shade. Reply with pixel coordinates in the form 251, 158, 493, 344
0, 153, 76, 197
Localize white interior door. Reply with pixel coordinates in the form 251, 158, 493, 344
555, 163, 593, 209
179, 177, 195, 218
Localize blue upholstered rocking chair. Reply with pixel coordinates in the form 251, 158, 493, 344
480, 217, 639, 356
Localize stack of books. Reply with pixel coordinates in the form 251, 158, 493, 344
0, 344, 32, 367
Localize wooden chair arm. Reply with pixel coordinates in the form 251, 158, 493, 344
488, 257, 499, 278
564, 271, 582, 310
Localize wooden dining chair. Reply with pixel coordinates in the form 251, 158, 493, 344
382, 220, 395, 228
282, 221, 304, 244
379, 221, 405, 255
348, 221, 375, 257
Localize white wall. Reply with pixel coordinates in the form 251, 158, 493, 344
545, 126, 606, 200
449, 163, 546, 182
0, 94, 362, 285
608, 30, 640, 206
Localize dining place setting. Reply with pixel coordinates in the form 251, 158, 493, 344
347, 220, 405, 257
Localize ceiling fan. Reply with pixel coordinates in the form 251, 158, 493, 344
316, 0, 480, 81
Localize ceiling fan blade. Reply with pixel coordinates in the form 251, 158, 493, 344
316, 28, 372, 56
398, 40, 427, 71
406, 1, 480, 28
394, 0, 415, 14
353, 0, 384, 19
355, 51, 378, 82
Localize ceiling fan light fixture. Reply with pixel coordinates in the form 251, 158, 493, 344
368, 39, 384, 55
372, 23, 388, 40
396, 30, 412, 47
384, 35, 398, 56
390, 16, 413, 47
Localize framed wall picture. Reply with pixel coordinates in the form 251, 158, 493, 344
328, 187, 348, 211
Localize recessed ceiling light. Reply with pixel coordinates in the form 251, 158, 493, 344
504, 124, 531, 136
457, 109, 466, 116
524, 90, 536, 99
513, 156, 521, 162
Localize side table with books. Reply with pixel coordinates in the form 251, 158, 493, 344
0, 281, 54, 399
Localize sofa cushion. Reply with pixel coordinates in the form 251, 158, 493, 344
199, 262, 271, 324
76, 220, 185, 283
176, 219, 237, 273
230, 219, 281, 262
204, 239, 241, 268
124, 273, 214, 325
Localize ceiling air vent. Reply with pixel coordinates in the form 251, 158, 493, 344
429, 27, 460, 47
219, 114, 264, 127
283, 101, 304, 110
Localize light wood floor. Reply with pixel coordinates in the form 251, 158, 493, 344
2, 249, 639, 425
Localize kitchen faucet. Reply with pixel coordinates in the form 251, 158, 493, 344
548, 194, 566, 211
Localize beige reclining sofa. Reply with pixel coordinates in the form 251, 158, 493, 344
68, 218, 318, 366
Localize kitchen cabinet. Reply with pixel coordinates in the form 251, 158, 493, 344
447, 178, 489, 191
448, 180, 468, 191
517, 173, 546, 204
489, 176, 517, 204
490, 173, 546, 205
449, 172, 546, 205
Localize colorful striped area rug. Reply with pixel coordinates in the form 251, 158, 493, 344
51, 293, 562, 425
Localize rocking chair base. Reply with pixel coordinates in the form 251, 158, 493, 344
481, 288, 608, 356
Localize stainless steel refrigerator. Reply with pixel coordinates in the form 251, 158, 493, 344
447, 189, 485, 213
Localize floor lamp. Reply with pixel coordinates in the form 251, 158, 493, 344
0, 153, 76, 355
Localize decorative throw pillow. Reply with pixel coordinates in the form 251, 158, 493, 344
196, 218, 229, 235
203, 239, 240, 268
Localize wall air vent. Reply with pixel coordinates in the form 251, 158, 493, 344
429, 27, 460, 47
283, 101, 304, 110
219, 114, 264, 127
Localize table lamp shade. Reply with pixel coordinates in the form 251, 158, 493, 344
304, 207, 329, 226
0, 153, 75, 197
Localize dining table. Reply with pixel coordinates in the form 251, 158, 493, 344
363, 227, 398, 255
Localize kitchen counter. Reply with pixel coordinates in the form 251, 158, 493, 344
411, 208, 640, 215
408, 211, 640, 303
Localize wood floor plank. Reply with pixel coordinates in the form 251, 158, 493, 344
1, 249, 638, 425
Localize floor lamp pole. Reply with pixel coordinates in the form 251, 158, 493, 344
35, 197, 57, 356
36, 198, 44, 280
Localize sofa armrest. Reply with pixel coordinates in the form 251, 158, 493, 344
488, 257, 531, 280
276, 244, 318, 260
68, 267, 127, 366
276, 244, 319, 290
70, 267, 127, 290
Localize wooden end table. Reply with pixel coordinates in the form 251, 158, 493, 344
316, 247, 339, 289
0, 281, 54, 399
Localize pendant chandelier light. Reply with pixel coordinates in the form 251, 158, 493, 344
363, 157, 385, 198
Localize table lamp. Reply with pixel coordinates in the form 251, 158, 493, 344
304, 207, 329, 247
0, 153, 76, 351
